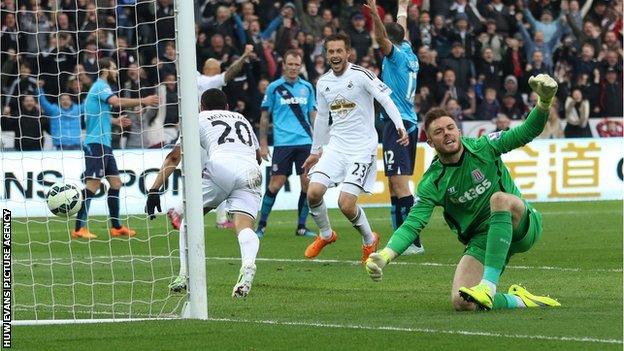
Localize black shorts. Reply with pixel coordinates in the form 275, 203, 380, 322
82, 143, 119, 180
382, 120, 418, 176
271, 145, 311, 176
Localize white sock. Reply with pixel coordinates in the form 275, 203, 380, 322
309, 200, 332, 239
480, 279, 497, 295
350, 206, 374, 245
178, 218, 188, 277
216, 202, 228, 223
237, 228, 259, 267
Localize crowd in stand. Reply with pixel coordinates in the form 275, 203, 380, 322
0, 0, 622, 151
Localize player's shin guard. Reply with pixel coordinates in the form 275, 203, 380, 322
107, 188, 121, 229
297, 192, 309, 228
309, 199, 332, 239
258, 189, 278, 228
178, 218, 188, 277
350, 206, 375, 245
75, 188, 95, 231
237, 228, 259, 267
483, 211, 513, 291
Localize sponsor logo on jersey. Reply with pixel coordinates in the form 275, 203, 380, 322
449, 178, 492, 204
471, 169, 485, 183
347, 81, 354, 89
280, 97, 308, 105
329, 94, 356, 119
488, 131, 502, 140
447, 186, 457, 194
325, 87, 330, 92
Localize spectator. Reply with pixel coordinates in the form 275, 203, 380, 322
436, 69, 471, 110
500, 93, 525, 120
598, 68, 623, 117
37, 84, 83, 150
502, 37, 527, 81
477, 47, 503, 91
416, 46, 440, 93
295, 0, 325, 38
493, 113, 511, 132
275, 3, 299, 56
449, 13, 478, 59
521, 5, 564, 43
40, 32, 78, 97
441, 42, 475, 90
477, 19, 505, 61
431, 15, 452, 58
4, 62, 38, 112
539, 98, 564, 138
81, 42, 99, 82
480, 0, 515, 36
564, 89, 592, 137
6, 95, 49, 151
476, 87, 500, 121
156, 0, 176, 42
346, 13, 372, 62
516, 11, 563, 69
1, 12, 18, 62
18, 6, 53, 56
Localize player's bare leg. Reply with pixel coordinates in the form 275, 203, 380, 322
451, 255, 483, 311
256, 175, 286, 237
389, 175, 423, 255
232, 212, 260, 298
170, 206, 212, 293
305, 181, 337, 258
338, 190, 379, 263
107, 175, 135, 237
72, 178, 101, 239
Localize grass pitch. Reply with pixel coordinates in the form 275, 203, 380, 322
11, 200, 623, 350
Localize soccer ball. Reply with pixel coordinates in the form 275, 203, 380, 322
47, 183, 83, 217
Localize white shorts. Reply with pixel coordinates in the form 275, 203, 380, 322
201, 159, 262, 219
308, 148, 377, 195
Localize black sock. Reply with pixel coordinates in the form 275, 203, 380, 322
108, 188, 121, 229
397, 195, 420, 246
297, 192, 309, 229
75, 188, 95, 231
390, 196, 398, 230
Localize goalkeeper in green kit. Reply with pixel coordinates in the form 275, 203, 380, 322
366, 74, 561, 311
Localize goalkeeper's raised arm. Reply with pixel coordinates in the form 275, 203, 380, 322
488, 74, 558, 155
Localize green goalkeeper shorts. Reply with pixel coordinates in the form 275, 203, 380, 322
463, 203, 543, 268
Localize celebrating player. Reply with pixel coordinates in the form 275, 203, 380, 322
72, 57, 158, 240
255, 50, 317, 238
146, 89, 262, 298
302, 33, 409, 263
167, 44, 256, 231
366, 0, 423, 255
366, 74, 562, 311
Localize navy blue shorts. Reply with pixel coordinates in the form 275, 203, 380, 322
271, 145, 311, 176
382, 120, 418, 176
82, 143, 119, 180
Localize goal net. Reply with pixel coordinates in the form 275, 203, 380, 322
1, 0, 206, 323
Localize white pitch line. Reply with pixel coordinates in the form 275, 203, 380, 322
11, 308, 622, 345
11, 255, 622, 273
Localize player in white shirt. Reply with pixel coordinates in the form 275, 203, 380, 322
146, 89, 262, 298
167, 45, 255, 231
301, 33, 409, 263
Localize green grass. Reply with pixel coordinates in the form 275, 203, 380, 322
10, 201, 623, 350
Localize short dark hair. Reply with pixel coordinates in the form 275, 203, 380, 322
98, 57, 114, 76
385, 23, 405, 45
424, 107, 452, 133
201, 88, 228, 111
324, 32, 351, 50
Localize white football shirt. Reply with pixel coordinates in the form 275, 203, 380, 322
198, 110, 259, 164
196, 72, 226, 96
315, 63, 393, 155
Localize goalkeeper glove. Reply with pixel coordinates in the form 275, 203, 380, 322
528, 74, 558, 111
365, 249, 394, 282
145, 188, 162, 220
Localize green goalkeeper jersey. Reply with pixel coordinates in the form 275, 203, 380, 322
387, 107, 549, 253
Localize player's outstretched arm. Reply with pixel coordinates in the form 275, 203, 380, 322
223, 44, 254, 83
366, 193, 435, 281
258, 110, 271, 161
146, 145, 181, 218
368, 79, 409, 145
397, 0, 410, 41
365, 0, 392, 56
490, 74, 558, 154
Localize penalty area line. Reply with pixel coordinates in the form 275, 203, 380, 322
207, 317, 623, 345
